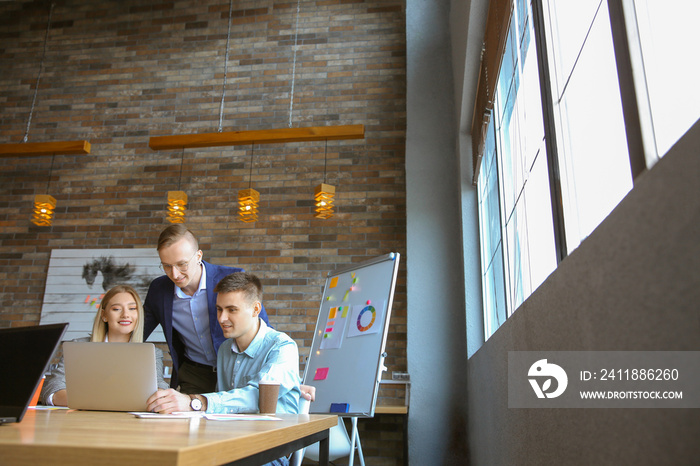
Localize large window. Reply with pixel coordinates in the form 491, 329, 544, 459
478, 120, 507, 337
632, 0, 700, 159
545, 0, 632, 248
479, 0, 557, 339
476, 0, 689, 339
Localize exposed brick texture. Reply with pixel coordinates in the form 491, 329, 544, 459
0, 1, 406, 464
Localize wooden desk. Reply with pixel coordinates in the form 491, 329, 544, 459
0, 408, 337, 466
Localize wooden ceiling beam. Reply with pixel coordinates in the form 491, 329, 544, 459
0, 140, 91, 157
148, 124, 365, 151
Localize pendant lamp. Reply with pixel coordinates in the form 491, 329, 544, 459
239, 145, 259, 223
32, 194, 57, 227
314, 140, 335, 219
31, 154, 57, 227
167, 149, 187, 223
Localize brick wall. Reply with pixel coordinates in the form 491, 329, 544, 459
0, 1, 406, 464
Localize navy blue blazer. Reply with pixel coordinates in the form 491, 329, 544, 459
143, 260, 269, 388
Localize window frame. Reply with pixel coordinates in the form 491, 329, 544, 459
474, 0, 674, 339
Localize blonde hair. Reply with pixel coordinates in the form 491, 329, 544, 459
90, 285, 145, 343
157, 224, 198, 252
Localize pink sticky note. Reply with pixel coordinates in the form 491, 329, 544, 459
314, 367, 329, 380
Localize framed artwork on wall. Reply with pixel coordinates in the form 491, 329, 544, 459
39, 249, 165, 342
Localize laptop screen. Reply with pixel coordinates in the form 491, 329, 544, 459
0, 323, 68, 424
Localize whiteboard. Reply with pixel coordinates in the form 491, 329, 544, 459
303, 253, 400, 416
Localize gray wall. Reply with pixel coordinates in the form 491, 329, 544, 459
453, 0, 488, 358
405, 0, 470, 464
466, 119, 700, 464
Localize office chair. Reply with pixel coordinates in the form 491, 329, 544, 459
290, 398, 357, 466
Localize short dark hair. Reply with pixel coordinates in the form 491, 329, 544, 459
214, 272, 262, 304
157, 224, 198, 252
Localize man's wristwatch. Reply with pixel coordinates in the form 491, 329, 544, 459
189, 395, 203, 411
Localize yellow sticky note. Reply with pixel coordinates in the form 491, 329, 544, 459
329, 307, 337, 319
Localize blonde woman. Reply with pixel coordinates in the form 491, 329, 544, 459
40, 285, 169, 406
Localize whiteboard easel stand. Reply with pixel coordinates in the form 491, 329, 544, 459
344, 356, 388, 466
347, 415, 365, 466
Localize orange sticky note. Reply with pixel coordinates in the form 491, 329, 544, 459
329, 307, 337, 319
330, 277, 339, 288
29, 377, 45, 406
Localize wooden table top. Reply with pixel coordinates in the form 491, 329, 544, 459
0, 408, 337, 466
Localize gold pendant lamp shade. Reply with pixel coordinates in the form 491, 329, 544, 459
238, 188, 260, 223
314, 140, 335, 219
238, 144, 259, 223
32, 194, 57, 226
31, 153, 58, 227
166, 148, 188, 223
167, 191, 188, 223
314, 183, 335, 219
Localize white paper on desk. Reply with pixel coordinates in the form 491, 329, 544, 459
130, 411, 204, 419
203, 414, 282, 421
29, 405, 70, 410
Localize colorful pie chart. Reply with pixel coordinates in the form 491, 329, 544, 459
356, 305, 376, 332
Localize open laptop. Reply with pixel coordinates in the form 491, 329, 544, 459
63, 342, 158, 412
0, 323, 68, 425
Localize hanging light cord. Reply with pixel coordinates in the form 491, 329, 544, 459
322, 139, 328, 183
177, 148, 185, 190
24, 1, 55, 143
218, 0, 234, 133
248, 144, 254, 189
46, 153, 56, 192
288, 0, 301, 128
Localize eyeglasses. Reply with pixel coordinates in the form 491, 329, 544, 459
159, 250, 199, 273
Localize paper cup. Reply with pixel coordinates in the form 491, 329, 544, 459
258, 383, 280, 414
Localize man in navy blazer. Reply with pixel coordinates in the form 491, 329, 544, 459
143, 225, 269, 394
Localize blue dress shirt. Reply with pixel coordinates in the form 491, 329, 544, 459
203, 320, 301, 414
171, 265, 217, 366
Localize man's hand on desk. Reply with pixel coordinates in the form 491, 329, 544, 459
147, 385, 314, 414
300, 384, 316, 402
147, 389, 203, 414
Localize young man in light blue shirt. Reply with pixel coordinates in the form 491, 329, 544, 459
146, 272, 301, 415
